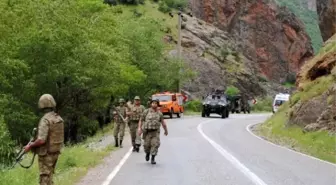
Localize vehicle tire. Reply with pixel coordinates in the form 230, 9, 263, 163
226, 109, 229, 118
231, 110, 235, 114
176, 113, 180, 118
236, 110, 240, 114
201, 110, 205, 117
206, 113, 210, 117
247, 110, 250, 114
169, 109, 173, 119
221, 108, 226, 119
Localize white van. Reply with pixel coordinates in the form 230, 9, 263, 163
272, 93, 290, 113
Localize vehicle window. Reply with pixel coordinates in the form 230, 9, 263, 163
152, 95, 172, 102
274, 100, 285, 106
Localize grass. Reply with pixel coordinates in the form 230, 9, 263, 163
0, 124, 116, 185
254, 36, 336, 164
118, 2, 179, 39
254, 105, 336, 163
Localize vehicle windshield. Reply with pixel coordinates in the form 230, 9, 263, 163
274, 100, 286, 106
152, 95, 172, 102
205, 95, 227, 103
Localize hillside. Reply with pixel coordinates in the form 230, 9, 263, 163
254, 0, 336, 162
275, 0, 322, 52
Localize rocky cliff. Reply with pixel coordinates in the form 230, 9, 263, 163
316, 0, 336, 41
288, 1, 336, 132
187, 0, 314, 83
170, 15, 294, 98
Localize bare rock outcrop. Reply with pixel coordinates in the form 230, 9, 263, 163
188, 0, 314, 82
316, 0, 336, 41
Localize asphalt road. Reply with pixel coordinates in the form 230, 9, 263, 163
77, 114, 336, 185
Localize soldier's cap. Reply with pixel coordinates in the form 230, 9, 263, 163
119, 98, 125, 103
134, 96, 140, 100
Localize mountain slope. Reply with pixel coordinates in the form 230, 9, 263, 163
254, 0, 336, 162
188, 0, 314, 83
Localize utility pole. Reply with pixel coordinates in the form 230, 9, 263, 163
177, 8, 182, 93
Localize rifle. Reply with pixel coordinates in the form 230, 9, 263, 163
11, 128, 37, 169
110, 96, 128, 124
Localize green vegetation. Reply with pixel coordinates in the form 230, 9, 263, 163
251, 97, 273, 112
0, 125, 115, 185
275, 0, 323, 53
0, 0, 194, 169
225, 86, 240, 96
156, 0, 188, 13
255, 34, 336, 163
255, 103, 336, 163
184, 100, 202, 112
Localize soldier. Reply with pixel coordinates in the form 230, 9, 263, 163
128, 96, 145, 152
112, 98, 128, 148
138, 99, 168, 164
23, 94, 64, 185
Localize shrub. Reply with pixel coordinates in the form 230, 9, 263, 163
184, 100, 202, 112
225, 86, 240, 96
251, 97, 273, 112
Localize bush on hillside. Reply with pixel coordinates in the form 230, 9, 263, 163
225, 86, 240, 96
184, 100, 202, 112
157, 0, 187, 13
251, 97, 273, 112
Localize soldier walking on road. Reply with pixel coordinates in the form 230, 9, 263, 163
23, 94, 64, 185
128, 96, 145, 152
138, 99, 168, 164
112, 98, 128, 148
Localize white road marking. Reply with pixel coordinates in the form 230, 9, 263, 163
246, 122, 336, 167
197, 119, 268, 185
101, 147, 133, 185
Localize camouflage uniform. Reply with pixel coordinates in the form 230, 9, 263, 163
129, 96, 145, 152
112, 98, 127, 147
36, 94, 64, 185
142, 108, 163, 157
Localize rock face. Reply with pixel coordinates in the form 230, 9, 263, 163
316, 0, 336, 41
306, 0, 316, 11
168, 15, 291, 98
288, 34, 336, 133
188, 0, 314, 82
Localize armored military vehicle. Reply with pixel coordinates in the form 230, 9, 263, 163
228, 95, 251, 114
201, 91, 230, 118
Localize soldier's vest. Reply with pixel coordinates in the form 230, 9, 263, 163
37, 112, 64, 156
130, 105, 145, 121
143, 109, 161, 130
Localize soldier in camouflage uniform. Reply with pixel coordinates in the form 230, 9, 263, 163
128, 96, 145, 152
112, 98, 128, 148
138, 99, 168, 164
24, 94, 64, 185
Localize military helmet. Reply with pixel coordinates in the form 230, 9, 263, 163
150, 99, 160, 106
134, 96, 140, 100
38, 94, 56, 109
119, 98, 125, 103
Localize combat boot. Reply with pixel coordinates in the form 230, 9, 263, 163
145, 153, 150, 161
119, 140, 123, 148
135, 145, 140, 152
114, 137, 119, 147
151, 155, 156, 164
